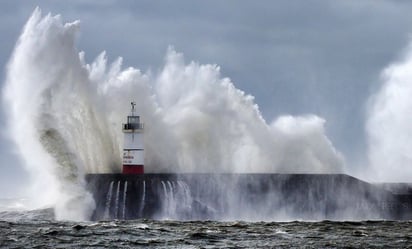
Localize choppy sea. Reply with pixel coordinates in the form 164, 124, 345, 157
1, 205, 411, 248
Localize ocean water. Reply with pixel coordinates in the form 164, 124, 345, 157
1, 208, 411, 248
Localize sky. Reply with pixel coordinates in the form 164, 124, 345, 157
1, 0, 412, 197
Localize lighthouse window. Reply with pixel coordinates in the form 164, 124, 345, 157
128, 116, 140, 124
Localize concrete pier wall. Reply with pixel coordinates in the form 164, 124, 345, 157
85, 174, 412, 220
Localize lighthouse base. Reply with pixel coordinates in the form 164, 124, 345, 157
122, 165, 144, 174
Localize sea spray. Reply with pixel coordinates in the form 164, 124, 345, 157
2, 8, 344, 220
155, 49, 344, 173
2, 8, 96, 220
367, 44, 412, 182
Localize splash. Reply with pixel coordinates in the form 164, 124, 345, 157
367, 43, 412, 182
1, 8, 344, 220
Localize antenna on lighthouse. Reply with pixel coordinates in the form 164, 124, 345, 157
131, 101, 136, 115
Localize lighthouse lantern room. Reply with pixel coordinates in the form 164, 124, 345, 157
122, 102, 144, 174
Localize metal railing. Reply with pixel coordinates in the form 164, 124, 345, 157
123, 123, 144, 130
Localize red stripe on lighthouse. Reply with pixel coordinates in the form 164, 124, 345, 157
122, 165, 144, 174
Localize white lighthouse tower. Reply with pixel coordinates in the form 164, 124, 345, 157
122, 102, 145, 174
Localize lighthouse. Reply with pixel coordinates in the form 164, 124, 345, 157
122, 102, 144, 174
